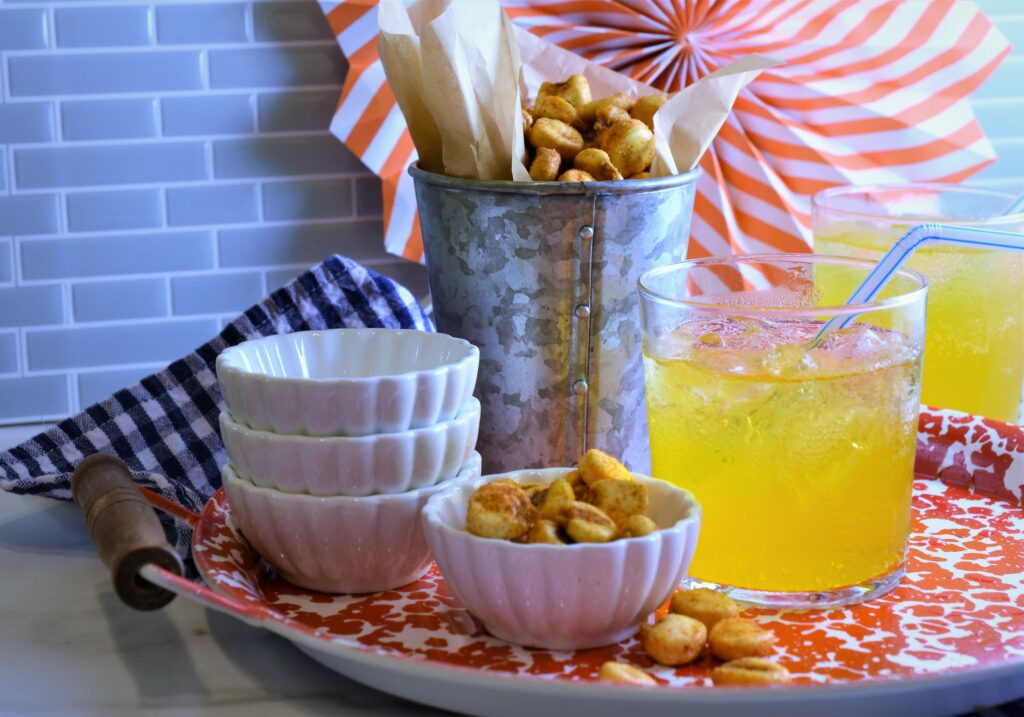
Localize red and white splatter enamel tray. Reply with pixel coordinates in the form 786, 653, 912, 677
147, 408, 1024, 717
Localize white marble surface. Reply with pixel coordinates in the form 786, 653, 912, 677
0, 425, 454, 717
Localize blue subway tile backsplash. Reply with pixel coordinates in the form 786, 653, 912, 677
78, 366, 160, 408
0, 242, 12, 284
212, 135, 361, 178
0, 286, 64, 328
209, 46, 346, 88
252, 2, 337, 42
171, 271, 263, 314
257, 90, 339, 132
0, 195, 60, 236
0, 8, 49, 51
0, 0, 1018, 425
21, 232, 216, 280
0, 103, 55, 144
26, 319, 220, 371
262, 178, 352, 220
61, 98, 160, 141
66, 189, 164, 233
218, 220, 381, 267
0, 334, 18, 375
155, 3, 250, 45
15, 142, 208, 189
54, 6, 154, 48
0, 376, 69, 421
166, 183, 258, 226
8, 51, 205, 96
72, 278, 170, 322
162, 94, 255, 136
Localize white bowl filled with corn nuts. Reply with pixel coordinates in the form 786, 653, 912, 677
522, 73, 665, 182
421, 449, 702, 650
216, 328, 484, 594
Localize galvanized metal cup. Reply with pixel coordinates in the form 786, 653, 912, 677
410, 164, 701, 473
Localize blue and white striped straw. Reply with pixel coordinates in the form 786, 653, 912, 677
1003, 193, 1024, 217
812, 222, 1024, 343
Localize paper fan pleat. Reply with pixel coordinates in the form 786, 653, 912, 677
318, 0, 1008, 262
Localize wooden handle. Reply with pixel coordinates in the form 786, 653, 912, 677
71, 453, 184, 610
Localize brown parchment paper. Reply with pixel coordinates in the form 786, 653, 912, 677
379, 0, 524, 180
380, 0, 779, 181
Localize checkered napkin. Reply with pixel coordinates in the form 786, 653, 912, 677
0, 255, 431, 574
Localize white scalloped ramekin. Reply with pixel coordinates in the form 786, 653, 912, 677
422, 468, 701, 650
223, 452, 482, 594
220, 398, 480, 496
216, 329, 479, 437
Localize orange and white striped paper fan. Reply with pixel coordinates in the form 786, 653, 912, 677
318, 0, 1009, 262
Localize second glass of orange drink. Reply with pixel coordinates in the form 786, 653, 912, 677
814, 185, 1024, 424
639, 256, 927, 608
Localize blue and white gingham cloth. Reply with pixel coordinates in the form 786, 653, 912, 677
0, 255, 431, 574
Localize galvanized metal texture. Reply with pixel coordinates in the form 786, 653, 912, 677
411, 165, 700, 474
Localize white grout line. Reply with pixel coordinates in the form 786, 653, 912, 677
163, 274, 175, 317
157, 187, 169, 227
254, 178, 267, 221
19, 213, 377, 242
1, 48, 9, 105
144, 5, 157, 46
4, 126, 345, 150
45, 6, 57, 49
16, 325, 28, 381
11, 237, 24, 286
66, 369, 78, 414
61, 279, 73, 324
2, 149, 13, 197
1, 84, 343, 104
243, 1, 256, 43
5, 170, 372, 197
1, 39, 340, 58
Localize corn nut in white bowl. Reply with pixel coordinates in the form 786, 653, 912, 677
216, 329, 479, 437
219, 397, 480, 496
223, 452, 482, 594
421, 468, 701, 650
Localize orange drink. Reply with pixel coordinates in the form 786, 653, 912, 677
814, 185, 1024, 423
638, 256, 927, 608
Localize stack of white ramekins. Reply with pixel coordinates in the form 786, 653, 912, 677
215, 328, 481, 593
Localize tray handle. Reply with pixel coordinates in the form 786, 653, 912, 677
71, 453, 184, 611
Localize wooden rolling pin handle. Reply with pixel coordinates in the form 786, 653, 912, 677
71, 453, 184, 611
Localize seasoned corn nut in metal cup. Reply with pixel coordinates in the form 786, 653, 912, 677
421, 468, 701, 651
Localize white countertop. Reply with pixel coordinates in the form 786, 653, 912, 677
0, 425, 452, 717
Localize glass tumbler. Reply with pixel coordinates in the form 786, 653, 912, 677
638, 255, 927, 609
814, 184, 1024, 424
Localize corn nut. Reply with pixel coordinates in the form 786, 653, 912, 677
670, 588, 740, 631
630, 93, 667, 130
640, 614, 706, 666
708, 617, 777, 661
466, 481, 535, 541
557, 169, 594, 182
528, 146, 561, 181
598, 661, 657, 686
711, 658, 790, 686
600, 119, 655, 177
537, 73, 592, 109
574, 148, 623, 181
